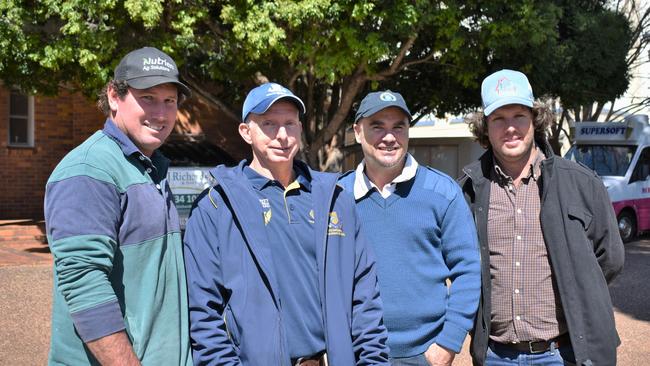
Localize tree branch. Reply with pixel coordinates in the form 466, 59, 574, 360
367, 52, 436, 81
288, 68, 303, 89
308, 66, 367, 161
182, 73, 240, 123
561, 126, 573, 145
591, 102, 605, 121
387, 35, 417, 75
202, 17, 225, 38
365, 34, 436, 82
606, 100, 616, 121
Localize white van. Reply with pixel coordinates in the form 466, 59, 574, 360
564, 115, 650, 242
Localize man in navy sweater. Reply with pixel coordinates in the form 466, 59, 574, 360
339, 91, 481, 365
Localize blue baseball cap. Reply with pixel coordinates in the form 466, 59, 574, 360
481, 69, 534, 116
241, 82, 306, 122
355, 90, 411, 123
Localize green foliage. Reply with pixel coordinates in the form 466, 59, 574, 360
0, 0, 634, 161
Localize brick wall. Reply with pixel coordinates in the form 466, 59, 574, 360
0, 87, 249, 220
0, 88, 104, 219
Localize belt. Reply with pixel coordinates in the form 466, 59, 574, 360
489, 333, 571, 354
294, 351, 328, 366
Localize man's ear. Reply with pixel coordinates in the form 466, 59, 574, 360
107, 85, 121, 113
238, 123, 253, 145
353, 123, 362, 144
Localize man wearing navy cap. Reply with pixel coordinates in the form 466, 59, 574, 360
460, 70, 624, 365
45, 46, 192, 365
183, 82, 389, 365
338, 90, 481, 365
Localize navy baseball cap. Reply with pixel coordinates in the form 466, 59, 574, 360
481, 69, 534, 116
355, 90, 411, 123
114, 47, 191, 98
242, 83, 306, 122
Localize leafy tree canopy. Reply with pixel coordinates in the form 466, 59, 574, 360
0, 0, 634, 161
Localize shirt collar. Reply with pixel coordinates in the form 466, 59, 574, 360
102, 119, 169, 175
103, 119, 141, 157
243, 162, 312, 192
353, 153, 418, 200
492, 147, 546, 184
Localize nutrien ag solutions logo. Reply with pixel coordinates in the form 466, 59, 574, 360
142, 57, 175, 72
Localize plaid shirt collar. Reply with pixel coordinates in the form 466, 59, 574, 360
492, 146, 545, 186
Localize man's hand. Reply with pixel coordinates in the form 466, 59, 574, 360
86, 331, 141, 366
424, 343, 456, 366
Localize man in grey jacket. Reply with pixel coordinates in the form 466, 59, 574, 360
459, 69, 624, 366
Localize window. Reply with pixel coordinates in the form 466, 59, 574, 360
630, 148, 650, 184
8, 90, 34, 147
565, 144, 636, 177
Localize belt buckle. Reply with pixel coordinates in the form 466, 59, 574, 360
528, 340, 547, 354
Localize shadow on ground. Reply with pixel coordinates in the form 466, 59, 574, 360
609, 234, 650, 322
25, 246, 51, 253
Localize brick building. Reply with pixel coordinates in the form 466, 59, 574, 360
0, 86, 248, 220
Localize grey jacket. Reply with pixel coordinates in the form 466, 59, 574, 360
458, 140, 624, 366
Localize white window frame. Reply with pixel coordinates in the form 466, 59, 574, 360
8, 90, 34, 147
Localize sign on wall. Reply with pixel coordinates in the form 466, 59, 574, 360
167, 167, 215, 229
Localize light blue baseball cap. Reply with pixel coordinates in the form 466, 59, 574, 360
481, 69, 534, 116
241, 82, 306, 122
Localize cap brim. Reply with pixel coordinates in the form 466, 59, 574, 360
355, 104, 411, 123
249, 95, 306, 117
127, 76, 192, 99
484, 97, 533, 116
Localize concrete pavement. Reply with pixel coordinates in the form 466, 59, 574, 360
0, 237, 648, 365
0, 264, 51, 365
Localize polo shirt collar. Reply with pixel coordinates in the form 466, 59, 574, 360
103, 119, 141, 157
353, 153, 418, 200
243, 162, 312, 191
103, 119, 168, 172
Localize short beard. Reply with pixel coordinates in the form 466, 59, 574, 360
375, 151, 406, 169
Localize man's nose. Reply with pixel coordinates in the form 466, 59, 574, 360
150, 101, 166, 119
382, 130, 397, 142
504, 118, 519, 130
276, 125, 288, 139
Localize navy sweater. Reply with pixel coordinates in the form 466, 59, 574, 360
340, 165, 481, 357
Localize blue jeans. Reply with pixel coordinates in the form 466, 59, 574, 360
486, 342, 576, 366
390, 353, 428, 366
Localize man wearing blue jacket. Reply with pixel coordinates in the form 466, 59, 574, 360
339, 90, 481, 366
183, 82, 389, 366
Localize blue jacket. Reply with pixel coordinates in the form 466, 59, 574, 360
183, 160, 389, 366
